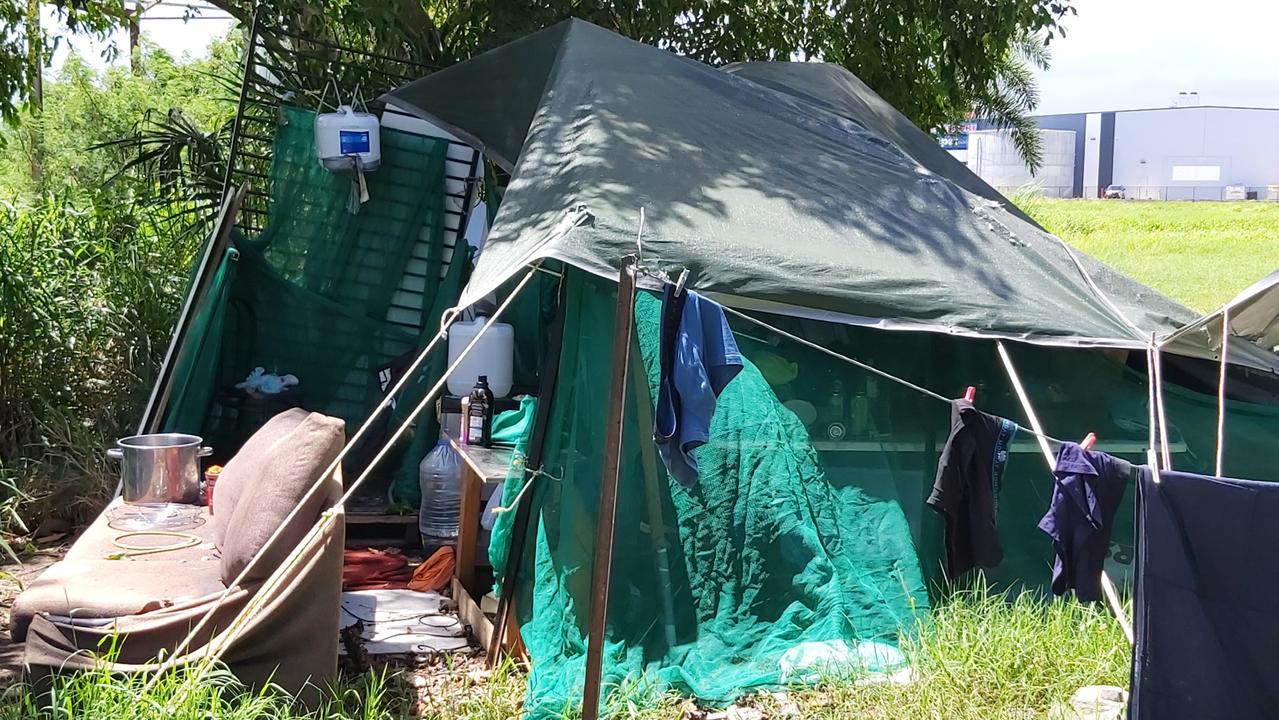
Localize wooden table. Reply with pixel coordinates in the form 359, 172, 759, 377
445, 434, 527, 659
446, 434, 512, 595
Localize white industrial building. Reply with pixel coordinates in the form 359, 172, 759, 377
965, 129, 1075, 198
947, 102, 1279, 200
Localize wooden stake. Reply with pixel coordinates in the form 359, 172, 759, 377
581, 258, 638, 720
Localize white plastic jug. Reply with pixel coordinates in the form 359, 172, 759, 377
314, 105, 381, 172
446, 316, 514, 398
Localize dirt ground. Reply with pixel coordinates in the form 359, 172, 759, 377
0, 536, 71, 686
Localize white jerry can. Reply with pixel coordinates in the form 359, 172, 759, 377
314, 105, 381, 172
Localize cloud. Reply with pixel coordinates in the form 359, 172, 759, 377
1036, 0, 1279, 114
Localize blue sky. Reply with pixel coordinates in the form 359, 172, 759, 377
52, 1, 1279, 115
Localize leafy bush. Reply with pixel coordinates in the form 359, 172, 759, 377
0, 196, 197, 529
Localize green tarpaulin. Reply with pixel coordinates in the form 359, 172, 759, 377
381, 19, 1242, 359
507, 272, 927, 716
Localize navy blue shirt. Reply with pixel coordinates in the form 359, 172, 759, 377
654, 287, 743, 486
1038, 442, 1132, 601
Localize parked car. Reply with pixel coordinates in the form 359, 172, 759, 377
1104, 184, 1126, 199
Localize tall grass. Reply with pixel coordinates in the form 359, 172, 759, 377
761, 587, 1130, 719
0, 588, 1131, 719
0, 661, 407, 720
0, 196, 197, 531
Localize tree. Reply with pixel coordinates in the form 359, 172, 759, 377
969, 33, 1053, 173
1, 2, 1072, 178
199, 0, 1074, 147
0, 0, 127, 124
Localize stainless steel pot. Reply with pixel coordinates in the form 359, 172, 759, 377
108, 433, 212, 505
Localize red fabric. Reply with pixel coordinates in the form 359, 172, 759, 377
342, 548, 411, 590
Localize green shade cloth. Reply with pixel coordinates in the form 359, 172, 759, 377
494, 270, 1279, 715
508, 272, 928, 716
379, 19, 1251, 363
492, 395, 536, 446
161, 106, 469, 499
161, 247, 236, 433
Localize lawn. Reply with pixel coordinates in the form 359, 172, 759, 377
1020, 198, 1279, 312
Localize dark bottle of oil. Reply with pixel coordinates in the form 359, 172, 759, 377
466, 375, 495, 447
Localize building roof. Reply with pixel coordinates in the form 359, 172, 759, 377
1036, 104, 1279, 119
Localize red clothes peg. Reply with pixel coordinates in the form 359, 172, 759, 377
963, 386, 976, 402
1080, 432, 1097, 450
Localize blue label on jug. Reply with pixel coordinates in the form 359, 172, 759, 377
339, 130, 370, 154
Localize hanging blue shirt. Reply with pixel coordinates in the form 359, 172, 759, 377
654, 286, 743, 486
1038, 442, 1132, 601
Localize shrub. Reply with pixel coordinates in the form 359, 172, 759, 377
0, 195, 197, 530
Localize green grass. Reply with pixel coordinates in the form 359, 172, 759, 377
776, 588, 1129, 719
0, 590, 1127, 719
1019, 197, 1279, 313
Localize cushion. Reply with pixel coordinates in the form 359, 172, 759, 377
220, 412, 344, 585
10, 499, 223, 641
212, 407, 310, 546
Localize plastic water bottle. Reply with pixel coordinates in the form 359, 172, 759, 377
418, 438, 462, 544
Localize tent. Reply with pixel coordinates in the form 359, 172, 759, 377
376, 19, 1279, 715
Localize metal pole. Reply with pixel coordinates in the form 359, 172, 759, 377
581, 258, 638, 720
1215, 308, 1231, 477
221, 11, 260, 202
136, 183, 247, 437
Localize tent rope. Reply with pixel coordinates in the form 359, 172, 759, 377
1048, 233, 1148, 339
718, 303, 1066, 445
150, 266, 539, 702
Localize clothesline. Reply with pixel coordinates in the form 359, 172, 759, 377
712, 299, 1070, 447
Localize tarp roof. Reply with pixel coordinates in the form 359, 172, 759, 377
1161, 270, 1279, 367
383, 19, 1269, 365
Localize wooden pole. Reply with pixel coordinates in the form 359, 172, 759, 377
1215, 308, 1230, 477
581, 257, 638, 720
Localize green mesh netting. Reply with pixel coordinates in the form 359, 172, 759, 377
161, 106, 468, 502
505, 272, 929, 716
495, 269, 1279, 715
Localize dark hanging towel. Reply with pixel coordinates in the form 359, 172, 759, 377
1131, 468, 1279, 719
926, 399, 1017, 579
1038, 442, 1132, 602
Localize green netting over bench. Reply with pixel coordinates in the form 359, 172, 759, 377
161, 105, 469, 503
494, 269, 1279, 715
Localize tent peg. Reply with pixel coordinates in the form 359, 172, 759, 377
1080, 432, 1097, 450
963, 386, 976, 402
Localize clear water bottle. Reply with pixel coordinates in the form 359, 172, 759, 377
418, 438, 462, 544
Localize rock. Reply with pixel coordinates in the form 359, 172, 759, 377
1048, 685, 1129, 720
725, 706, 763, 720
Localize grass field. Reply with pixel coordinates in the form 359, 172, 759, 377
1019, 198, 1279, 312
